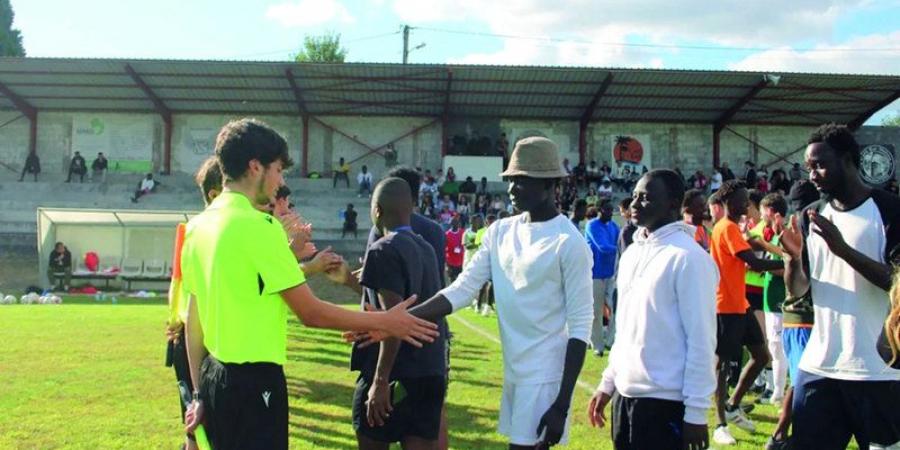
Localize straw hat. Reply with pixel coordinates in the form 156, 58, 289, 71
499, 136, 568, 179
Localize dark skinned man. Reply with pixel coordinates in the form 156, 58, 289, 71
352, 178, 449, 450
392, 137, 593, 449
780, 124, 900, 450
589, 170, 718, 450
710, 180, 783, 445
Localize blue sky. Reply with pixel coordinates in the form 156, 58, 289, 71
10, 0, 900, 122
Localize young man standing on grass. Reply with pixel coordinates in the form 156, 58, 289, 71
709, 180, 782, 446
780, 124, 900, 450
445, 215, 465, 284
165, 156, 223, 450
351, 178, 449, 450
400, 137, 594, 449
584, 199, 619, 355
588, 170, 718, 450
180, 119, 438, 450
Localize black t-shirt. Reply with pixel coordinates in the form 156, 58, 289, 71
351, 230, 449, 379
344, 209, 357, 225
617, 222, 637, 255
367, 213, 446, 287
459, 180, 477, 194
92, 158, 108, 171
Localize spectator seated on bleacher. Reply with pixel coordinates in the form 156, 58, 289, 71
459, 176, 477, 206
478, 176, 489, 195
445, 166, 457, 183
438, 206, 454, 229
562, 158, 572, 175
91, 152, 108, 183
48, 242, 72, 291
342, 203, 358, 239
586, 160, 601, 186
598, 180, 613, 198
66, 151, 87, 183
456, 196, 471, 227
585, 188, 600, 208
420, 175, 439, 204
440, 177, 460, 198
436, 194, 456, 213
572, 162, 587, 187
333, 157, 350, 188
131, 173, 158, 203
357, 165, 374, 198
490, 195, 507, 215
18, 152, 40, 182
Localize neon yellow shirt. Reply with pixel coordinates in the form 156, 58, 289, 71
746, 221, 766, 288
181, 192, 305, 365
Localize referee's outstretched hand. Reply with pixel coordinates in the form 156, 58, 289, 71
381, 297, 440, 348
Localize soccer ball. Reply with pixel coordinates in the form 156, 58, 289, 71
49, 295, 62, 304
19, 294, 36, 304
0, 294, 15, 305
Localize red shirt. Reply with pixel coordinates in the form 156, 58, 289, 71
445, 228, 465, 268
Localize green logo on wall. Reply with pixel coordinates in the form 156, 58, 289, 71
90, 118, 105, 135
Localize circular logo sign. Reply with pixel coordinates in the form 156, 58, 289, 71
860, 144, 895, 185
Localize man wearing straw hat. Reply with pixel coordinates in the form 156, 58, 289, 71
363, 136, 594, 448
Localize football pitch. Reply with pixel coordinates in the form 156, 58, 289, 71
0, 293, 796, 449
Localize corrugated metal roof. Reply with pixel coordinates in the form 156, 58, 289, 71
0, 57, 897, 127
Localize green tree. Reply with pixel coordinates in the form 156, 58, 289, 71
293, 32, 347, 63
0, 0, 25, 57
882, 113, 900, 127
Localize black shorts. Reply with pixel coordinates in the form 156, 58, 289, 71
716, 311, 765, 361
352, 375, 446, 443
792, 372, 900, 450
199, 356, 288, 450
165, 338, 194, 422
611, 393, 685, 450
747, 290, 764, 311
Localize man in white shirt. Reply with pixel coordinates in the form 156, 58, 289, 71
401, 137, 594, 449
131, 173, 157, 203
358, 165, 374, 198
588, 169, 718, 450
781, 124, 900, 450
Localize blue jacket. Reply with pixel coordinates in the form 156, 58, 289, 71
585, 218, 619, 279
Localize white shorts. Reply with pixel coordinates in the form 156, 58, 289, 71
498, 380, 571, 446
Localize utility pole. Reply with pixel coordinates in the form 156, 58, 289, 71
402, 24, 410, 64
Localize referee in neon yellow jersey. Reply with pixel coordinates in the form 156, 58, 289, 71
181, 118, 439, 449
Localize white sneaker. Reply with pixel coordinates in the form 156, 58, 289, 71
725, 405, 757, 432
713, 425, 737, 445
480, 305, 491, 316
769, 395, 785, 406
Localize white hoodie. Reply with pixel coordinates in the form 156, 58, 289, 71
598, 221, 719, 425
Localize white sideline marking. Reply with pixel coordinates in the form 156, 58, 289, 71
448, 314, 596, 393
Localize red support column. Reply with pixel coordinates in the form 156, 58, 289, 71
713, 126, 721, 169
29, 113, 37, 155
302, 114, 310, 177
441, 115, 448, 157
578, 120, 588, 165
163, 117, 172, 174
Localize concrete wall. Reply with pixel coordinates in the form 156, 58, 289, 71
3, 109, 899, 180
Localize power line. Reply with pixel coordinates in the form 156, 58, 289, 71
415, 26, 900, 53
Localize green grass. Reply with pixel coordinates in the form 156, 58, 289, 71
0, 294, 802, 449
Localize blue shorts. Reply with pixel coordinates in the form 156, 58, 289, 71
782, 326, 811, 387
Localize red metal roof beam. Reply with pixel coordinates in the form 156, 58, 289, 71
714, 79, 769, 132
125, 64, 172, 173
285, 68, 307, 115
580, 73, 614, 125
847, 89, 900, 130
0, 81, 36, 119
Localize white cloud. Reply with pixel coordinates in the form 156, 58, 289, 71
393, 0, 890, 67
265, 0, 355, 27
728, 31, 900, 75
